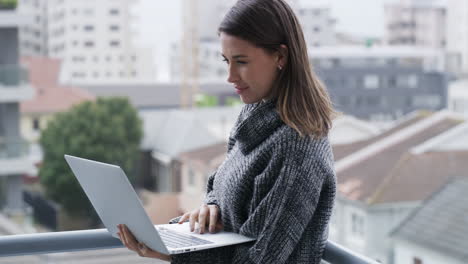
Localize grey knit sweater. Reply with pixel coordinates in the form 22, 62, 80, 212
171, 100, 336, 264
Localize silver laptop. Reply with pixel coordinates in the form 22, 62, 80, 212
64, 155, 255, 255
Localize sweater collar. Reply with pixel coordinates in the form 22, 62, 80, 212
233, 99, 284, 154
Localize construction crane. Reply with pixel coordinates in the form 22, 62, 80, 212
181, 0, 199, 109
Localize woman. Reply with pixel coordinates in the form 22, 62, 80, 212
118, 0, 337, 263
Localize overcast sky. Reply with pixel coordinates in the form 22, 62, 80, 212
132, 0, 398, 80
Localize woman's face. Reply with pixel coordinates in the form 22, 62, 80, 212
220, 33, 283, 104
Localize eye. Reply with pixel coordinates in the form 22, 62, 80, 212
236, 61, 247, 65
222, 58, 229, 64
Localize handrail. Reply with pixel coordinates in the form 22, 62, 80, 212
0, 228, 378, 263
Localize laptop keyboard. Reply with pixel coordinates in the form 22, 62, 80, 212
158, 227, 214, 249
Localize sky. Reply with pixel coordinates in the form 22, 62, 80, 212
132, 0, 398, 81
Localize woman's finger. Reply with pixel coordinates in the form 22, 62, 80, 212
122, 225, 139, 250
189, 210, 199, 232
208, 205, 219, 233
138, 243, 172, 261
198, 205, 209, 234
178, 212, 190, 224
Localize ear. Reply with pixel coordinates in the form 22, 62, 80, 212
276, 44, 288, 68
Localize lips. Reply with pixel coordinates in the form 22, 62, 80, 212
235, 86, 248, 94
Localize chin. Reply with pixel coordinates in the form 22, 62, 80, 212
240, 96, 261, 104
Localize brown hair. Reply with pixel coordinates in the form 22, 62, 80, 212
219, 0, 338, 138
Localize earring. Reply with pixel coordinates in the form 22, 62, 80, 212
278, 65, 283, 70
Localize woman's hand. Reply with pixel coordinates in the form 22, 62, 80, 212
178, 204, 224, 234
117, 224, 171, 262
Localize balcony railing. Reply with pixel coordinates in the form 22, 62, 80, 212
0, 228, 379, 263
0, 65, 29, 87
0, 138, 30, 159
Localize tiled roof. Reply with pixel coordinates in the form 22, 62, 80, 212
332, 112, 427, 160
369, 150, 468, 204
178, 142, 227, 164
336, 112, 462, 203
19, 56, 95, 114
391, 177, 468, 262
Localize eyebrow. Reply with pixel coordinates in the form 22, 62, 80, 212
221, 54, 248, 59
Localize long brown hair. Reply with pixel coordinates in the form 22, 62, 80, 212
219, 0, 337, 138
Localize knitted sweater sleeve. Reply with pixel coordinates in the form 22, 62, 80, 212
232, 152, 331, 263
203, 170, 218, 205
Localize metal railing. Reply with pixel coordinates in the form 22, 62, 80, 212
0, 228, 379, 263
0, 65, 29, 87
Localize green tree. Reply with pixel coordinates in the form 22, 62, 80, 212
195, 93, 218, 107
39, 97, 143, 223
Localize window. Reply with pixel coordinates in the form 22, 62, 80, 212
364, 75, 379, 89
109, 25, 120, 31
32, 118, 40, 131
397, 75, 419, 88
351, 213, 365, 237
109, 9, 119, 15
84, 25, 94, 31
71, 56, 85, 62
413, 257, 422, 264
313, 26, 321, 33
110, 40, 120, 47
84, 41, 94, 47
413, 95, 441, 108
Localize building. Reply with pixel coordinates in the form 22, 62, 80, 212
330, 110, 468, 263
392, 177, 468, 264
20, 56, 95, 144
384, 0, 447, 49
171, 0, 337, 82
0, 6, 35, 216
176, 114, 382, 213
138, 106, 242, 193
294, 1, 337, 47
17, 0, 49, 56
18, 0, 156, 85
82, 82, 238, 111
446, 0, 468, 75
311, 45, 448, 121
448, 79, 468, 117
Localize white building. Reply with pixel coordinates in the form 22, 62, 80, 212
392, 177, 468, 264
294, 1, 337, 47
384, 0, 447, 49
18, 0, 156, 85
448, 79, 468, 117
18, 0, 49, 56
446, 0, 468, 75
330, 111, 468, 263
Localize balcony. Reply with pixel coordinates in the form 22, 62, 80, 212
0, 0, 16, 10
0, 138, 35, 175
0, 228, 379, 263
0, 65, 34, 103
0, 4, 31, 28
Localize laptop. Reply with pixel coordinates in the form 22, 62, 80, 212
64, 155, 255, 255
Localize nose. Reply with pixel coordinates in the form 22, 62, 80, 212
226, 64, 240, 84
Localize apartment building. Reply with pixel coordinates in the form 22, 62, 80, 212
311, 45, 447, 121
18, 0, 156, 85
0, 6, 35, 215
384, 0, 447, 49
446, 0, 468, 75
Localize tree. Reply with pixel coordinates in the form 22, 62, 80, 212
39, 97, 143, 223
